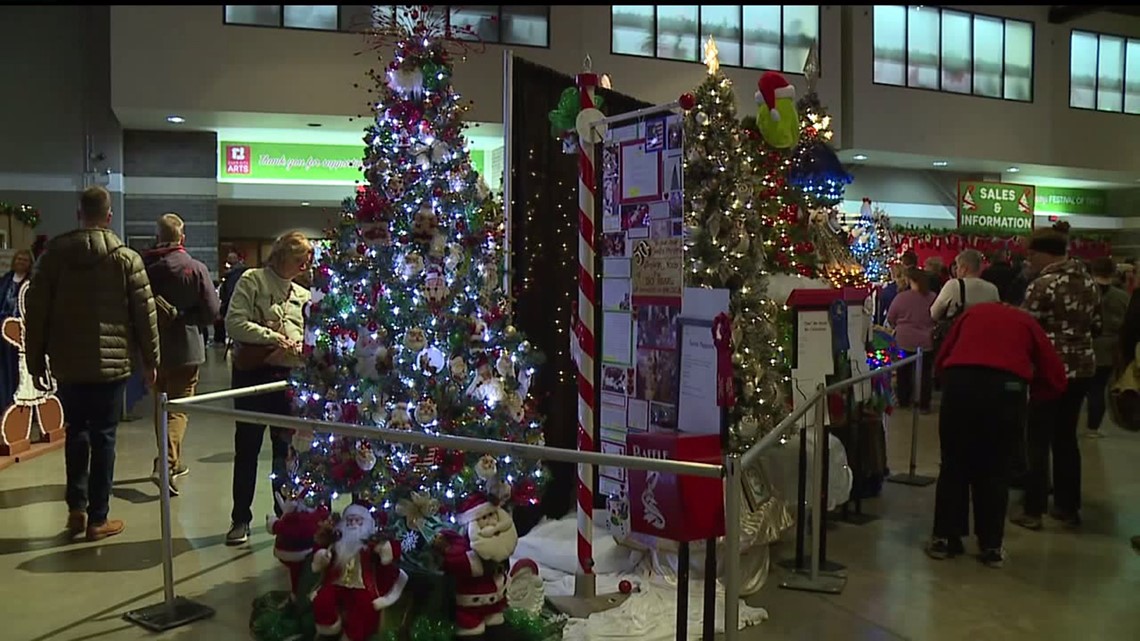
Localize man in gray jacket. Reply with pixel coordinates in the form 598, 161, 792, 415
24, 186, 160, 542
142, 213, 220, 495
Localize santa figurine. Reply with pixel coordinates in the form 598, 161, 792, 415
266, 490, 330, 600
435, 493, 519, 638
311, 503, 409, 641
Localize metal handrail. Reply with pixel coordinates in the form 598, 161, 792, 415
739, 353, 919, 468
173, 398, 724, 479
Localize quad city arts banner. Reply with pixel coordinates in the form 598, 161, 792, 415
957, 180, 1035, 236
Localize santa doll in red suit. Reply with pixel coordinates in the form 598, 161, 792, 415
436, 493, 519, 638
310, 503, 408, 641
266, 491, 330, 600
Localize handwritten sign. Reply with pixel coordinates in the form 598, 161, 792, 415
632, 237, 683, 300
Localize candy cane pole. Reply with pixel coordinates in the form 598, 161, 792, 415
575, 63, 599, 599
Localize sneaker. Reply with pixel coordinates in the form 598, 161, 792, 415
225, 522, 250, 546
86, 519, 125, 542
1011, 514, 1043, 531
1049, 509, 1082, 528
150, 459, 181, 497
65, 511, 86, 537
172, 464, 190, 479
978, 547, 1006, 569
925, 537, 964, 560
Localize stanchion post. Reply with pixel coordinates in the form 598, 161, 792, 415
123, 393, 215, 632
887, 350, 936, 487
780, 386, 846, 594
723, 454, 742, 641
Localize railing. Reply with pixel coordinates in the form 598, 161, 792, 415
124, 348, 928, 640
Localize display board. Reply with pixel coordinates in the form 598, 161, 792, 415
957, 180, 1035, 235
598, 113, 686, 498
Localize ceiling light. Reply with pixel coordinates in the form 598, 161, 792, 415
300, 201, 311, 206
166, 115, 185, 124
307, 123, 322, 127
932, 160, 948, 167
1006, 166, 1020, 173
852, 154, 868, 161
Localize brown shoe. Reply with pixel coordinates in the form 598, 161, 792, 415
85, 519, 125, 542
66, 511, 86, 536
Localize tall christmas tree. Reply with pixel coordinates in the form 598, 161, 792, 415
288, 8, 546, 561
848, 197, 897, 284
683, 37, 787, 447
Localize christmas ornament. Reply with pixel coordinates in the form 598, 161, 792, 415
402, 253, 425, 279
754, 71, 801, 149
356, 441, 377, 472
387, 66, 424, 96
422, 270, 449, 305
450, 356, 468, 380
474, 454, 498, 481
415, 398, 438, 425
395, 491, 440, 530
412, 205, 438, 243
506, 559, 545, 616
678, 92, 696, 111
403, 327, 427, 351
389, 403, 412, 430
495, 351, 514, 378
619, 579, 634, 594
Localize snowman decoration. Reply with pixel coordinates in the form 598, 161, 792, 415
1, 284, 64, 454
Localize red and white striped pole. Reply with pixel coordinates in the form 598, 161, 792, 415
574, 60, 600, 599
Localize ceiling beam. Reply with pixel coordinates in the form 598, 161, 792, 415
1048, 5, 1107, 24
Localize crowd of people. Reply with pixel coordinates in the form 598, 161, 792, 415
7, 186, 312, 544
874, 222, 1140, 566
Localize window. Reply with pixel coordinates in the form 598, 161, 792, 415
224, 6, 550, 46
611, 5, 820, 74
873, 6, 1033, 102
1071, 30, 1140, 115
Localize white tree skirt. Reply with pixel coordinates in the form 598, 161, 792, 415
514, 515, 769, 640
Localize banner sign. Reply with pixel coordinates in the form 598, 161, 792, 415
219, 141, 364, 183
1035, 186, 1107, 216
957, 180, 1035, 235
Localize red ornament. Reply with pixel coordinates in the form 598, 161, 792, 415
619, 580, 634, 594
367, 321, 379, 332
678, 92, 696, 111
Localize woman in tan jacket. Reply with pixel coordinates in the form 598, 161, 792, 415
224, 231, 312, 545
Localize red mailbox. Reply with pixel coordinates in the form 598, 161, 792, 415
626, 432, 725, 542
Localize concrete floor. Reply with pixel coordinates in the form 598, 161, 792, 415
2, 348, 1139, 641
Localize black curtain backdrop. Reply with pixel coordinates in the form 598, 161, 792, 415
508, 57, 651, 527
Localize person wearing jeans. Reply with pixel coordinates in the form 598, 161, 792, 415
928, 303, 1066, 568
1014, 222, 1102, 530
224, 231, 312, 545
23, 186, 160, 542
1085, 257, 1128, 437
887, 267, 936, 411
143, 213, 221, 495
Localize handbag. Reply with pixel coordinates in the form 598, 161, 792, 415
231, 342, 277, 371
931, 278, 967, 349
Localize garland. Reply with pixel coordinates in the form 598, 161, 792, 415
891, 224, 1111, 260
0, 203, 40, 229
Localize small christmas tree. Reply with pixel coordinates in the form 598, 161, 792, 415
289, 7, 546, 563
683, 37, 787, 447
848, 198, 897, 284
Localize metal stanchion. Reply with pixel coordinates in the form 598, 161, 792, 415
123, 393, 215, 631
781, 387, 846, 594
888, 348, 936, 486
722, 454, 742, 641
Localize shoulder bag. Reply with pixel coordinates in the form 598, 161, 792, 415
931, 278, 967, 350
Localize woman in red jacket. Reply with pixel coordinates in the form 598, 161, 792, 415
927, 302, 1067, 568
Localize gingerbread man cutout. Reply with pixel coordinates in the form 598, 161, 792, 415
0, 283, 64, 455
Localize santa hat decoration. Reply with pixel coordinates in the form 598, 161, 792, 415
755, 71, 795, 122
456, 492, 496, 526
510, 558, 540, 579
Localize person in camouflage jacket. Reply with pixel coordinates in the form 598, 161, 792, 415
1014, 223, 1101, 530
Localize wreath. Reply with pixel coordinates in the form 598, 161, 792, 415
0, 203, 40, 229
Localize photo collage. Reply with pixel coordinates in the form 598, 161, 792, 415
598, 113, 686, 496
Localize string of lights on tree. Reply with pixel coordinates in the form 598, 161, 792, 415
847, 198, 896, 284
680, 37, 789, 449
285, 8, 547, 567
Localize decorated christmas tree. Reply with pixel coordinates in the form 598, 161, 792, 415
265, 11, 552, 638
848, 197, 897, 284
682, 37, 787, 447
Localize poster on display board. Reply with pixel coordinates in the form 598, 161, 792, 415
957, 180, 1035, 236
597, 112, 686, 498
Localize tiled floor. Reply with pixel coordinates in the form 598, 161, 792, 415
2, 348, 1139, 640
